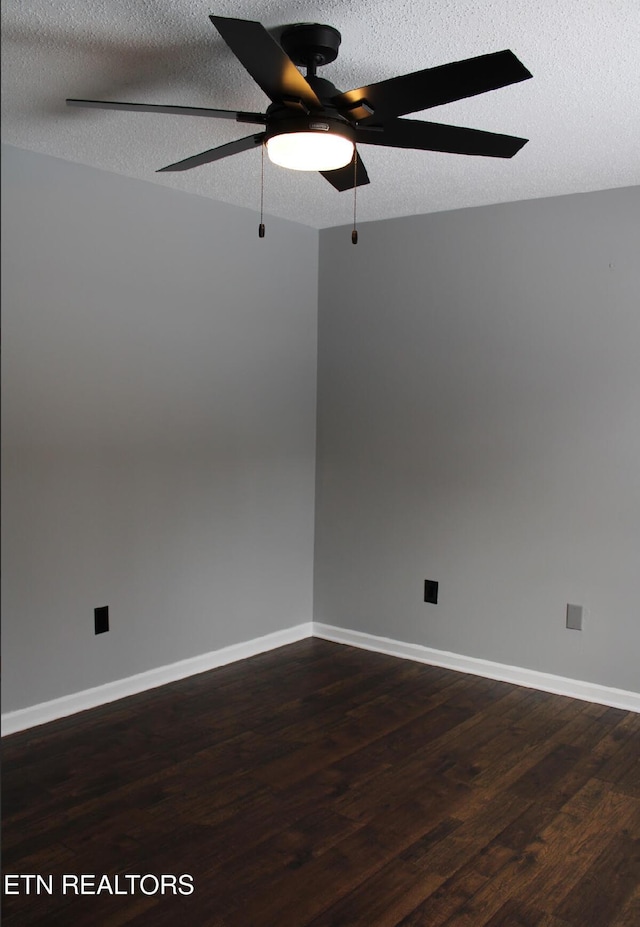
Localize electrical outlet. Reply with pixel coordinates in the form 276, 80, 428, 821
566, 603, 583, 631
94, 606, 109, 634
424, 580, 439, 604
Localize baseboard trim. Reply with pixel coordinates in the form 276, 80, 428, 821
4, 620, 638, 734
1, 623, 312, 736
312, 623, 640, 713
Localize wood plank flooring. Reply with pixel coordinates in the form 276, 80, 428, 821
2, 639, 639, 926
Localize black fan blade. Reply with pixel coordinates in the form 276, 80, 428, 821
157, 133, 265, 172
356, 118, 528, 158
321, 154, 370, 191
210, 16, 321, 111
66, 99, 266, 124
334, 50, 532, 122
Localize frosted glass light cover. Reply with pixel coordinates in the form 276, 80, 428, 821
266, 131, 354, 171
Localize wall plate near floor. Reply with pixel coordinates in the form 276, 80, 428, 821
94, 606, 109, 635
424, 580, 439, 604
566, 603, 584, 631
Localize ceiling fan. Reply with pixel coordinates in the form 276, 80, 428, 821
66, 15, 532, 192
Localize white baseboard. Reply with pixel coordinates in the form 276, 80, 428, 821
312, 623, 640, 713
4, 620, 638, 735
1, 623, 312, 736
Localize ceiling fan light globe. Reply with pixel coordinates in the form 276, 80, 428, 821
266, 131, 354, 171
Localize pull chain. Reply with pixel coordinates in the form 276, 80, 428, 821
259, 142, 265, 238
351, 148, 358, 244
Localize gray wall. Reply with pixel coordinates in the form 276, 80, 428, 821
3, 145, 638, 713
2, 146, 318, 712
315, 187, 640, 692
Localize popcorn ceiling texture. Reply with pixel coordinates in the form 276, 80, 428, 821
2, 0, 639, 228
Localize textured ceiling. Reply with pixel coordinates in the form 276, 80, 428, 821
2, 0, 639, 229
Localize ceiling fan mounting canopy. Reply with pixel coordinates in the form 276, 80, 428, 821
65, 14, 532, 190
279, 22, 342, 70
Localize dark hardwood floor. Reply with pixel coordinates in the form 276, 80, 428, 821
2, 639, 639, 926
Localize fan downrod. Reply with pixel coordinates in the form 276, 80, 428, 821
280, 23, 341, 75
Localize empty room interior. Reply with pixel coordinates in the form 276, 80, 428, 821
2, 2, 639, 925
